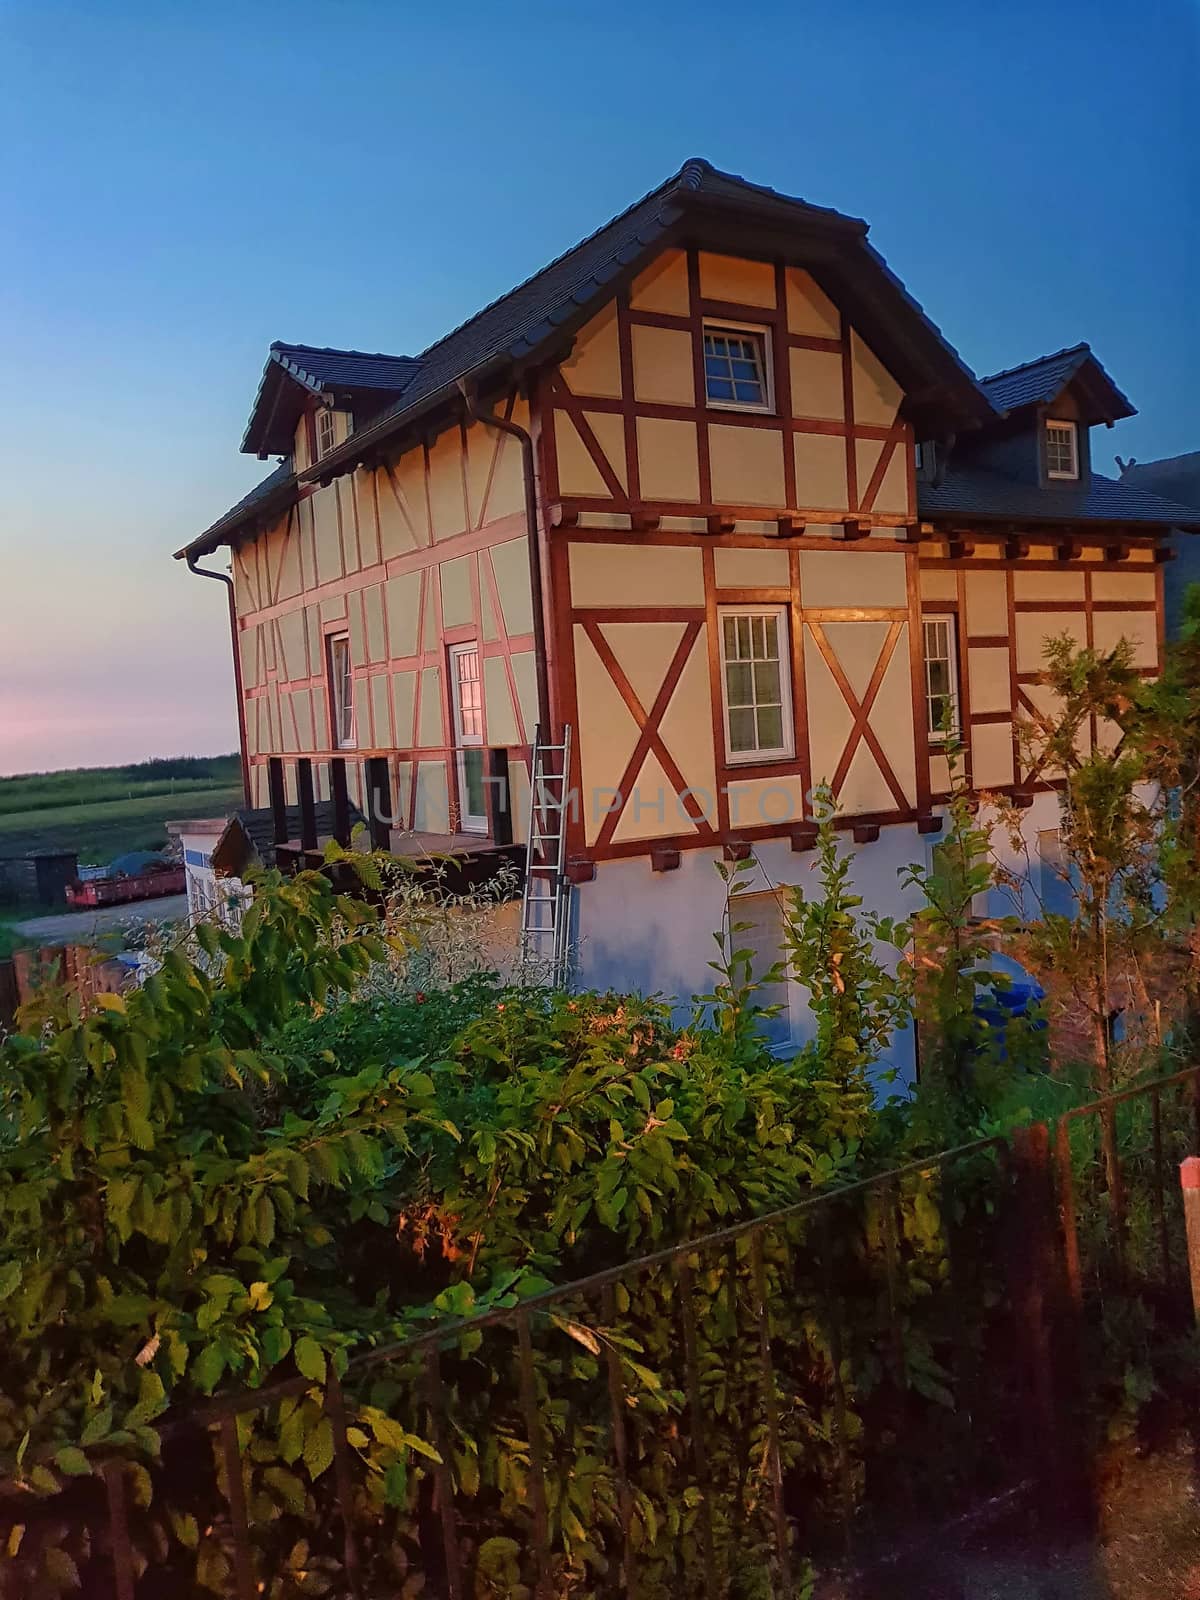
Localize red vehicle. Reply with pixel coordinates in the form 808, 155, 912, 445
65, 866, 185, 909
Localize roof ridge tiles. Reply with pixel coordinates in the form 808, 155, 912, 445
406, 159, 700, 365
979, 342, 1091, 384
270, 340, 420, 363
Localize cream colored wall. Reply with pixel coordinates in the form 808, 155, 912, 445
917, 547, 1162, 798
550, 247, 913, 527
564, 536, 920, 849
570, 613, 716, 848
232, 394, 537, 832
567, 541, 706, 607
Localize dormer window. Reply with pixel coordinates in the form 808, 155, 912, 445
315, 407, 338, 461
1045, 420, 1079, 480
703, 323, 772, 412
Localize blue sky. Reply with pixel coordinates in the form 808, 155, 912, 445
1, 0, 1195, 775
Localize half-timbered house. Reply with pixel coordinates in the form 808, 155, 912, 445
177, 159, 1200, 1054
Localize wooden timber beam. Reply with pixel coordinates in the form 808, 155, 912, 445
772, 514, 807, 538
630, 511, 661, 533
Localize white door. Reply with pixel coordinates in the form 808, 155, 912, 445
449, 643, 487, 833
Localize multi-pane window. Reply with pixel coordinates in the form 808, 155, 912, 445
450, 644, 486, 831
703, 324, 770, 410
923, 615, 960, 741
315, 407, 338, 461
452, 645, 483, 740
328, 632, 355, 748
1045, 419, 1078, 479
719, 606, 793, 760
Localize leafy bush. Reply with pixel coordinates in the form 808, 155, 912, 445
0, 854, 905, 1596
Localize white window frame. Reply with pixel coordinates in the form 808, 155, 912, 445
448, 641, 487, 834
315, 406, 338, 461
702, 320, 774, 414
922, 614, 961, 743
717, 604, 794, 764
328, 632, 355, 749
1045, 419, 1079, 480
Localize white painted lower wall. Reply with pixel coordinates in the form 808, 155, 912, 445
179, 828, 250, 930
571, 790, 1067, 1087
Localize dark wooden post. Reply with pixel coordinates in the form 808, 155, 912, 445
267, 758, 288, 847
485, 748, 513, 845
365, 758, 393, 851
0, 959, 16, 1028
1181, 1157, 1200, 1324
1006, 1123, 1087, 1516
330, 759, 352, 847
297, 760, 318, 854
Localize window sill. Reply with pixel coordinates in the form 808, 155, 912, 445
705, 399, 776, 417
724, 750, 795, 766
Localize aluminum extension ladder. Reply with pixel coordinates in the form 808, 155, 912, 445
520, 724, 572, 986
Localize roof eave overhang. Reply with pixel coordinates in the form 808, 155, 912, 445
993, 354, 1137, 429
1065, 357, 1137, 426
173, 474, 299, 562
673, 198, 993, 435
241, 351, 330, 458
296, 356, 517, 486
919, 507, 1196, 533
298, 207, 995, 488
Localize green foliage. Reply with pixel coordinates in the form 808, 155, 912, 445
900, 740, 1025, 1145
695, 853, 788, 1066
0, 855, 897, 1596
0, 754, 241, 816
0, 869, 445, 1592
782, 787, 911, 1090
1129, 582, 1200, 1034
1006, 634, 1164, 1091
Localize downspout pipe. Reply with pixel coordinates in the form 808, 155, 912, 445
186, 551, 251, 807
458, 381, 552, 738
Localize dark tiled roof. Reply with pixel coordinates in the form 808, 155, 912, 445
303, 156, 992, 483
179, 460, 295, 559
189, 158, 992, 555
919, 463, 1200, 529
267, 343, 422, 395
979, 343, 1134, 421
240, 344, 420, 457
1119, 451, 1200, 507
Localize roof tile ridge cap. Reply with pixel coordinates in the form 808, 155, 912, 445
407, 165, 688, 363
980, 342, 1091, 384
700, 160, 868, 228
272, 341, 421, 363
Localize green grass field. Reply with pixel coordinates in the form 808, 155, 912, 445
0, 756, 242, 865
